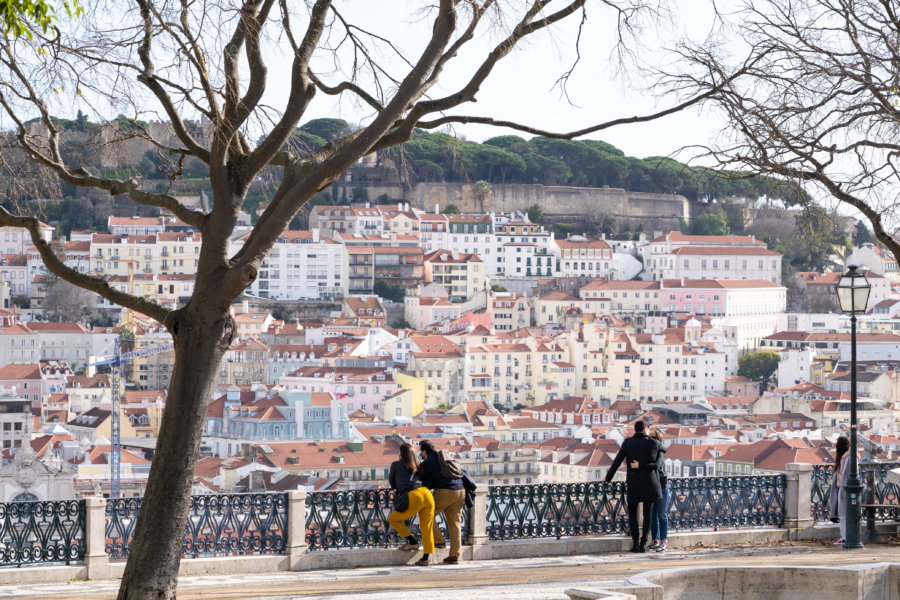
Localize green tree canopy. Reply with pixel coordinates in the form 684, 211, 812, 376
384, 129, 809, 205
442, 203, 460, 215
526, 203, 544, 223
737, 351, 781, 392
299, 118, 350, 142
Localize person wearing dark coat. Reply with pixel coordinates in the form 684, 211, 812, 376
604, 420, 662, 553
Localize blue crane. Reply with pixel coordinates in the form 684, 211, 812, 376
88, 337, 173, 498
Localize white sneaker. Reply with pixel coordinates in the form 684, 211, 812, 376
656, 541, 667, 552
399, 541, 420, 551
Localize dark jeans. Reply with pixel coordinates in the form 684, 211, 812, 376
628, 499, 654, 545
650, 485, 669, 541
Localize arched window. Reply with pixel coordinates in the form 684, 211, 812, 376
13, 492, 38, 502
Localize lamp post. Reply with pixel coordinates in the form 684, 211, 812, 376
836, 265, 871, 550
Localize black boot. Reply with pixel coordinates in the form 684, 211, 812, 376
630, 539, 641, 553
639, 538, 648, 553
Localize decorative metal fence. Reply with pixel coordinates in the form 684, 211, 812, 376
666, 475, 785, 530
0, 500, 85, 567
486, 481, 628, 540
484, 476, 785, 541
811, 462, 900, 522
106, 493, 288, 560
306, 488, 469, 551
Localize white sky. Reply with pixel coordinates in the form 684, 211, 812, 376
264, 1, 725, 161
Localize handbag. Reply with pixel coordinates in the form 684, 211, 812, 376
392, 472, 423, 513
393, 490, 410, 513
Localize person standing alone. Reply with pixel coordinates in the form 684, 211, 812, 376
604, 420, 662, 553
417, 440, 465, 564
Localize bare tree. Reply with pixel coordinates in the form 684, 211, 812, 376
41, 275, 98, 321
660, 0, 900, 262
0, 2, 730, 598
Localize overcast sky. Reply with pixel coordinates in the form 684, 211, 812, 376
262, 1, 725, 161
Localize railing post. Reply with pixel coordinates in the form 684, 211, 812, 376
467, 487, 489, 546
84, 497, 109, 578
286, 490, 308, 570
785, 463, 814, 538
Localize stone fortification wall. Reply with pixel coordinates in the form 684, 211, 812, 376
336, 181, 690, 231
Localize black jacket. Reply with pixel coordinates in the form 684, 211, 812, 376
388, 460, 423, 492
418, 453, 463, 490
604, 432, 662, 503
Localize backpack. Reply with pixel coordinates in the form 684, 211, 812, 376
436, 449, 463, 479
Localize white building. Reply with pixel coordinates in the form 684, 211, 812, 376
640, 231, 782, 284
231, 230, 348, 300
552, 236, 615, 278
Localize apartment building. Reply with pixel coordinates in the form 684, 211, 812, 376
424, 249, 484, 302
660, 278, 787, 350
0, 222, 53, 256
641, 231, 782, 284
108, 216, 169, 235
635, 322, 730, 403
552, 236, 615, 278
0, 254, 28, 297
0, 389, 32, 450
232, 230, 348, 300
489, 291, 530, 331
279, 366, 399, 419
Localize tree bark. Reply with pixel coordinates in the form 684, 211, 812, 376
117, 303, 235, 600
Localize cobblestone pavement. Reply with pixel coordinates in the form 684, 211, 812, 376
2, 541, 899, 600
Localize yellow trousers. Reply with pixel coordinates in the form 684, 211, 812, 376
388, 487, 435, 554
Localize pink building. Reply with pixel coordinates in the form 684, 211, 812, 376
279, 366, 398, 418
0, 361, 72, 410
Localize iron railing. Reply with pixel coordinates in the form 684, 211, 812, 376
666, 476, 785, 530
306, 489, 469, 551
106, 493, 288, 560
486, 481, 627, 540
484, 476, 785, 541
0, 500, 85, 567
811, 462, 900, 522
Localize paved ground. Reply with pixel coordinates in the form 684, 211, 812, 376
2, 540, 899, 600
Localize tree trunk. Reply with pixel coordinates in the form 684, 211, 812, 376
117, 304, 235, 600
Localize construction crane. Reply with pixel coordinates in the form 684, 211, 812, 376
88, 338, 173, 498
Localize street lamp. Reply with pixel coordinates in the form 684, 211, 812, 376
836, 265, 871, 550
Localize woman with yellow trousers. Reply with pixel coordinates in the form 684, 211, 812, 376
388, 443, 435, 566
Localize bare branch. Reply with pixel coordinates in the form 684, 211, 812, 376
0, 208, 170, 324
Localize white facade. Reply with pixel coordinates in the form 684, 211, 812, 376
232, 230, 349, 300
777, 347, 814, 389
640, 232, 782, 284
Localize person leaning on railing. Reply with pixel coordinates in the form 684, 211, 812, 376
417, 439, 465, 565
388, 442, 435, 566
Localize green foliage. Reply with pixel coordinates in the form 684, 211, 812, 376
554, 223, 574, 236
373, 279, 406, 302
526, 203, 544, 223
737, 351, 781, 391
386, 129, 804, 204
11, 295, 29, 308
391, 317, 412, 329
352, 187, 368, 202
1, 0, 82, 39
490, 284, 508, 292
692, 211, 729, 235
853, 221, 874, 247
442, 203, 460, 215
299, 118, 349, 142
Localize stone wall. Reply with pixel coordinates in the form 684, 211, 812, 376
337, 181, 690, 231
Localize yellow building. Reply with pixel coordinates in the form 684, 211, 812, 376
396, 371, 426, 417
